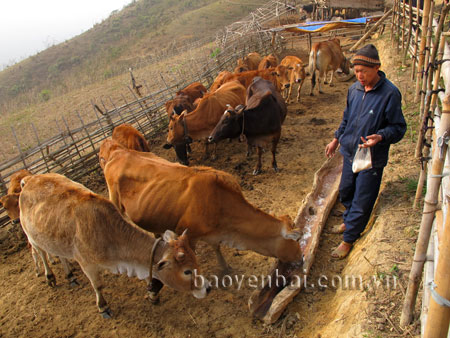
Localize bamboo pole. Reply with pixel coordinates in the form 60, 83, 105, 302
403, 0, 414, 66
401, 0, 407, 51
411, 16, 421, 81
423, 210, 450, 337
400, 93, 450, 327
349, 9, 393, 52
414, 0, 432, 103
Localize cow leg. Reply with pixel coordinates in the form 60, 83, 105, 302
271, 136, 280, 173
61, 258, 79, 287
318, 71, 325, 94
34, 246, 56, 287
203, 142, 210, 160
210, 143, 218, 161
31, 245, 42, 277
147, 278, 164, 304
212, 244, 231, 275
253, 146, 263, 175
80, 264, 112, 318
287, 83, 293, 104
329, 71, 335, 87
296, 79, 304, 103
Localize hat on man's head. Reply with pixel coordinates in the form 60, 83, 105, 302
352, 44, 381, 67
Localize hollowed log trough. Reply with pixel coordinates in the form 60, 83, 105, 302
248, 153, 343, 324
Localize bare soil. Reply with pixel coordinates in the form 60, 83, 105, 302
0, 38, 422, 337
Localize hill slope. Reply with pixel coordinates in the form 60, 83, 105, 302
0, 0, 265, 114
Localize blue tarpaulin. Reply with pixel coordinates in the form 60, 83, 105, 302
282, 16, 379, 34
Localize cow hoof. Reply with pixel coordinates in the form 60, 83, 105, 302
330, 84, 334, 87
70, 279, 80, 287
310, 93, 314, 96
319, 91, 324, 94
186, 144, 192, 154
273, 167, 279, 173
252, 169, 261, 176
148, 292, 160, 305
324, 81, 328, 84
46, 274, 56, 287
100, 308, 112, 319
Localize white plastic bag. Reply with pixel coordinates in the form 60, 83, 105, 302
352, 147, 372, 173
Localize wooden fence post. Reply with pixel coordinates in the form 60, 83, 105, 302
423, 211, 450, 337
414, 0, 432, 103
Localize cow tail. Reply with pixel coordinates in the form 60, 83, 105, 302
309, 50, 317, 89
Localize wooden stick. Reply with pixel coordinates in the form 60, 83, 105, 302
403, 0, 414, 66
414, 0, 432, 103
423, 205, 450, 337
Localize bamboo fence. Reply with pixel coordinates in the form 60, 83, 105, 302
390, 0, 450, 335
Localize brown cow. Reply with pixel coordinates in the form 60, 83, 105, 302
258, 54, 279, 70
165, 81, 207, 117
209, 70, 233, 93
8, 169, 32, 194
99, 139, 302, 274
217, 66, 287, 92
112, 124, 150, 152
309, 38, 351, 95
279, 55, 308, 103
19, 173, 209, 317
234, 52, 262, 73
0, 168, 32, 223
166, 80, 246, 162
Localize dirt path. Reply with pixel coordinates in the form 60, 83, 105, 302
0, 38, 422, 337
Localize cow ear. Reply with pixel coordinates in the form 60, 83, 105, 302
162, 230, 177, 243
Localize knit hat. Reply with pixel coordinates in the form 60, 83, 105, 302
352, 44, 381, 67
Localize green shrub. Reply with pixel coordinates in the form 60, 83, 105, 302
39, 89, 51, 102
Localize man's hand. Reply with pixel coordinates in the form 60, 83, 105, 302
325, 138, 339, 158
359, 135, 382, 148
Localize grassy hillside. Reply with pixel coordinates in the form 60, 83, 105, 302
0, 0, 264, 116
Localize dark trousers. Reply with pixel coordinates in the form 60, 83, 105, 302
339, 157, 384, 243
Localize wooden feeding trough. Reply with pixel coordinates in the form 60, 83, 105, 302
248, 152, 343, 324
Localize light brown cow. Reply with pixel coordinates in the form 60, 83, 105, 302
279, 55, 308, 103
8, 169, 32, 194
165, 82, 207, 117
234, 52, 262, 73
258, 54, 279, 70
209, 70, 233, 93
99, 139, 303, 273
216, 66, 287, 92
19, 173, 209, 317
309, 38, 351, 95
167, 80, 246, 161
112, 124, 150, 152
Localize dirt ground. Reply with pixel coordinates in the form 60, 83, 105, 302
0, 37, 423, 337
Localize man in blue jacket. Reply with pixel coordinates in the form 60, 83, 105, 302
325, 44, 407, 259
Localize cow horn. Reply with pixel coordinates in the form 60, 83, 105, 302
181, 228, 189, 237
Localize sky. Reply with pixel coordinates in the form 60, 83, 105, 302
0, 0, 133, 70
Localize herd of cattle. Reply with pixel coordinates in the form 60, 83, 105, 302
0, 37, 352, 317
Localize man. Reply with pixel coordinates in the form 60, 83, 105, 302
325, 44, 407, 259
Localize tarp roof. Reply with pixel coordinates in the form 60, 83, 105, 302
274, 16, 381, 34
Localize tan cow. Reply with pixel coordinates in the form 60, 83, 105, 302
19, 173, 209, 317
258, 54, 279, 70
279, 55, 308, 103
234, 52, 262, 73
112, 124, 150, 152
309, 38, 351, 95
99, 139, 303, 273
167, 80, 246, 161
209, 70, 233, 93
165, 81, 207, 117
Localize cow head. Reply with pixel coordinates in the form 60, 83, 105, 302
98, 138, 124, 170
339, 57, 352, 75
275, 215, 303, 263
155, 229, 211, 299
166, 112, 191, 165
208, 105, 245, 144
9, 169, 32, 194
0, 193, 20, 224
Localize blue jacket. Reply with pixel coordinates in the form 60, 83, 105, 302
334, 71, 407, 168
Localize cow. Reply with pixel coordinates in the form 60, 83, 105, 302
309, 38, 351, 95
166, 80, 246, 163
99, 139, 302, 276
215, 66, 287, 92
234, 52, 262, 73
209, 77, 287, 175
19, 173, 210, 317
258, 54, 279, 70
209, 70, 233, 93
165, 81, 207, 117
112, 124, 150, 152
279, 55, 308, 103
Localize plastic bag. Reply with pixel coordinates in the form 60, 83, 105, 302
352, 147, 372, 173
